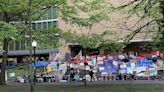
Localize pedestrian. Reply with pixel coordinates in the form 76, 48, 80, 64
89, 70, 94, 82
70, 68, 75, 83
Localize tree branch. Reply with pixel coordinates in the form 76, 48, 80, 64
115, 0, 140, 10
124, 19, 156, 44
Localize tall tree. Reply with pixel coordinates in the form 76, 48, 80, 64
0, 0, 27, 84
0, 21, 18, 84
0, 0, 70, 85
61, 0, 111, 54
60, 0, 118, 85
114, 0, 164, 48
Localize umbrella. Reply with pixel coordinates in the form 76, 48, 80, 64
32, 61, 50, 67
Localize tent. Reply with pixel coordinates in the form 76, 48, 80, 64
32, 61, 50, 67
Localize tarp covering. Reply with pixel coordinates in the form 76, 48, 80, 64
32, 61, 50, 67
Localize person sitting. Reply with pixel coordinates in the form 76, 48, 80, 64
89, 70, 94, 82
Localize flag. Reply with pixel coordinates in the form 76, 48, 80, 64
65, 53, 73, 61
53, 52, 59, 61
53, 52, 62, 62
76, 50, 83, 61
49, 52, 58, 62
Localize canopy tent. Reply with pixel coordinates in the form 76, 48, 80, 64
32, 61, 50, 67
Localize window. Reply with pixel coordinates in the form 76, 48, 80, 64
52, 7, 58, 19
9, 41, 15, 50
48, 8, 52, 19
48, 22, 52, 28
43, 22, 47, 29
26, 39, 31, 49
15, 41, 20, 50
32, 23, 36, 30
21, 40, 25, 50
42, 11, 48, 20
53, 21, 57, 27
37, 23, 42, 30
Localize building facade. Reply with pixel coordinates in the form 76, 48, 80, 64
0, 0, 154, 62
58, 0, 154, 56
0, 6, 59, 63
9, 6, 58, 51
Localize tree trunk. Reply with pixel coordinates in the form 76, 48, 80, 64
84, 54, 87, 86
0, 38, 9, 85
28, 0, 34, 91
83, 49, 87, 86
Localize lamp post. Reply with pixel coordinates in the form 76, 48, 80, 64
54, 33, 60, 37
32, 40, 37, 84
54, 33, 60, 48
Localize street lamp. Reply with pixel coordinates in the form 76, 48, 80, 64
32, 40, 37, 84
54, 33, 60, 37
54, 32, 60, 50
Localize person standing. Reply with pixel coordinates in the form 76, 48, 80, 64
70, 68, 75, 83
89, 70, 94, 82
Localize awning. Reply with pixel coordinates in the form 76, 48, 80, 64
0, 48, 58, 57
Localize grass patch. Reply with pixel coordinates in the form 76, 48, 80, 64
7, 64, 27, 81
7, 63, 46, 81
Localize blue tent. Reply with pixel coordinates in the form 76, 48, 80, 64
32, 61, 50, 67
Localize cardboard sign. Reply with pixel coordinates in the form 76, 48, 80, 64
85, 66, 90, 70
149, 68, 157, 76
120, 64, 126, 68
10, 73, 15, 77
120, 65, 124, 68
97, 61, 104, 64
120, 70, 126, 74
113, 61, 118, 66
99, 67, 105, 70
136, 67, 147, 73
127, 68, 133, 74
131, 63, 135, 67
137, 73, 145, 77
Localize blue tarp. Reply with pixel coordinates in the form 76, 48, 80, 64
136, 58, 153, 67
99, 59, 118, 73
98, 55, 160, 74
32, 61, 49, 67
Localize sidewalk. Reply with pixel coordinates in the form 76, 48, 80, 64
7, 80, 164, 86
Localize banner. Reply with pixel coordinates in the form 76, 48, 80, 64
149, 68, 157, 76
